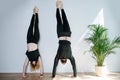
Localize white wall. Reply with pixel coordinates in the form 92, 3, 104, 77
0, 0, 120, 73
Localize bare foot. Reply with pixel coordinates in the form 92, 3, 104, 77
56, 0, 63, 9
33, 6, 39, 14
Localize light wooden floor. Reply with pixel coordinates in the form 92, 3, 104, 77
0, 72, 120, 80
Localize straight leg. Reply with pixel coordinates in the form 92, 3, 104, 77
61, 9, 71, 32
56, 8, 63, 35
27, 14, 35, 41
34, 13, 40, 42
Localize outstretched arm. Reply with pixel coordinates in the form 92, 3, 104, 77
70, 56, 77, 77
38, 57, 44, 77
22, 57, 29, 78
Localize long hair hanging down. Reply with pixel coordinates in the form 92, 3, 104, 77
30, 61, 40, 71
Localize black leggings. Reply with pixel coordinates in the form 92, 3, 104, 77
27, 13, 40, 44
56, 8, 71, 37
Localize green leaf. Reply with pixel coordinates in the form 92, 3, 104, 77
85, 24, 120, 66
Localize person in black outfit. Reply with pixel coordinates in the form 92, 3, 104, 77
52, 0, 77, 78
22, 7, 44, 78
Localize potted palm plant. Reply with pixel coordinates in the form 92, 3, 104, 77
85, 24, 120, 76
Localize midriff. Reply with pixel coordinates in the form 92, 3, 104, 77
58, 36, 71, 42
27, 43, 38, 52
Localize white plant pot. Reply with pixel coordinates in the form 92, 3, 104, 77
95, 65, 106, 77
